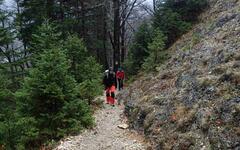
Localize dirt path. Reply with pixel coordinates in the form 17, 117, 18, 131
55, 95, 148, 150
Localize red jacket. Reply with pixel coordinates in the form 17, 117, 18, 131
116, 71, 125, 79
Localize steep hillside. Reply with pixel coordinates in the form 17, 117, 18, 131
119, 0, 240, 149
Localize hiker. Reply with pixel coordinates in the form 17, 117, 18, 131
103, 67, 116, 106
103, 69, 109, 90
116, 68, 125, 91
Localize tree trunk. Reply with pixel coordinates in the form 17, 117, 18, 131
103, 7, 109, 69
46, 0, 54, 18
80, 1, 85, 38
60, 0, 64, 22
153, 0, 156, 13
120, 0, 127, 64
113, 0, 120, 71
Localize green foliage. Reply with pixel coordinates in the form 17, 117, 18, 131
124, 0, 207, 78
0, 60, 13, 149
64, 36, 103, 104
0, 11, 19, 87
148, 29, 166, 52
154, 0, 207, 46
159, 0, 208, 22
0, 116, 39, 150
0, 24, 13, 46
13, 22, 94, 148
30, 21, 62, 62
123, 53, 137, 76
125, 0, 208, 76
18, 0, 51, 45
142, 29, 168, 72
124, 22, 153, 75
16, 47, 81, 144
63, 35, 88, 82
0, 70, 39, 150
179, 0, 208, 21
17, 0, 109, 67
77, 57, 103, 103
77, 56, 102, 82
59, 99, 94, 135
181, 32, 202, 52
153, 7, 191, 45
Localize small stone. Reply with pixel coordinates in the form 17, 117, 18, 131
118, 124, 129, 129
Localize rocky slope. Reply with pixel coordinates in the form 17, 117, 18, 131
118, 0, 240, 149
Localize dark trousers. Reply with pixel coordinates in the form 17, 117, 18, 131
117, 78, 123, 90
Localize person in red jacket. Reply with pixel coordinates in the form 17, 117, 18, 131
116, 68, 125, 91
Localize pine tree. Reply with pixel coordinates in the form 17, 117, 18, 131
30, 21, 61, 63
0, 69, 14, 149
0, 9, 18, 86
64, 35, 103, 104
124, 22, 153, 75
163, 0, 208, 22
63, 35, 88, 82
153, 7, 191, 46
153, 0, 207, 46
16, 22, 93, 146
18, 0, 52, 46
0, 68, 39, 150
77, 56, 103, 104
142, 29, 168, 72
17, 0, 111, 68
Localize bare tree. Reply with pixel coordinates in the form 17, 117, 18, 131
110, 0, 147, 69
153, 0, 156, 12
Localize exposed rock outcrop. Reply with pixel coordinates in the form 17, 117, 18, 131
118, 0, 240, 149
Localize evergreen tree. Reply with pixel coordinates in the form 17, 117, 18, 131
0, 10, 19, 87
0, 69, 15, 149
30, 21, 61, 63
16, 22, 93, 147
124, 22, 153, 75
77, 56, 103, 104
142, 29, 167, 72
0, 68, 38, 150
17, 0, 110, 68
154, 0, 207, 46
18, 0, 53, 46
63, 35, 88, 82
163, 0, 208, 22
153, 7, 191, 46
64, 35, 103, 104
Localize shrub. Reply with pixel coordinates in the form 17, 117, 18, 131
142, 29, 168, 72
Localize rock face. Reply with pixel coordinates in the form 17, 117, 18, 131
118, 0, 240, 149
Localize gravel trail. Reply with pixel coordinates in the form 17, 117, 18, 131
55, 96, 148, 150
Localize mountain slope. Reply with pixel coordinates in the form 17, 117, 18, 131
119, 0, 240, 149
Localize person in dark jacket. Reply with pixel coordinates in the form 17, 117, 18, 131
103, 67, 116, 106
